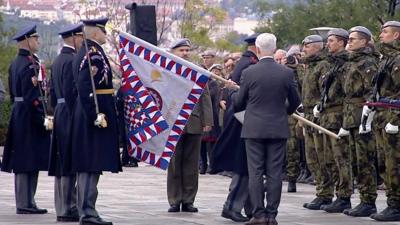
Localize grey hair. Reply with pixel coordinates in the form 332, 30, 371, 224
255, 33, 277, 55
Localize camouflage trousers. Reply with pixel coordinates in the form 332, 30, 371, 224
375, 128, 387, 186
382, 130, 400, 208
349, 128, 377, 204
286, 122, 300, 182
324, 131, 352, 198
304, 128, 334, 199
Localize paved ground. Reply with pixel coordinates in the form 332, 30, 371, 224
0, 164, 399, 225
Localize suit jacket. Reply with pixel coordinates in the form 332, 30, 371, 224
233, 57, 301, 139
184, 84, 213, 134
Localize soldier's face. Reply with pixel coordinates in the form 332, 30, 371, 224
302, 43, 319, 57
347, 33, 367, 51
96, 28, 107, 45
27, 36, 40, 53
74, 34, 84, 50
172, 46, 190, 60
327, 36, 343, 53
379, 27, 400, 43
202, 55, 215, 68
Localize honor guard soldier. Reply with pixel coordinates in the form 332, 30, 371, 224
48, 23, 84, 222
300, 35, 333, 211
370, 20, 400, 222
342, 26, 379, 217
167, 38, 213, 213
71, 17, 121, 225
316, 28, 352, 213
1, 24, 51, 214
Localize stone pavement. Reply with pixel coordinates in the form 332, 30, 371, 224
0, 164, 399, 225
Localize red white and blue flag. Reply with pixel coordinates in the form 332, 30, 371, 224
118, 31, 211, 170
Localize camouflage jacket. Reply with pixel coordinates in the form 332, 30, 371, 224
342, 47, 378, 129
301, 53, 330, 120
373, 41, 400, 127
319, 50, 348, 129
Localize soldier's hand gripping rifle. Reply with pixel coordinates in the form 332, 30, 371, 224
26, 37, 53, 130
319, 58, 344, 112
82, 29, 107, 128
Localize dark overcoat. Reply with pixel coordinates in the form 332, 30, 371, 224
2, 49, 51, 173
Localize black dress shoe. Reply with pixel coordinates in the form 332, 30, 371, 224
221, 207, 249, 222
303, 197, 332, 210
168, 204, 180, 212
181, 203, 198, 212
57, 215, 80, 222
370, 206, 400, 221
80, 216, 113, 225
16, 207, 48, 214
345, 202, 377, 217
287, 181, 296, 193
267, 217, 278, 225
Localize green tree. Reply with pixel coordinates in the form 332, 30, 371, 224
255, 0, 400, 47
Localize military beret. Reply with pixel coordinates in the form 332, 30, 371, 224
244, 33, 259, 45
58, 23, 83, 39
81, 17, 108, 28
382, 21, 400, 29
13, 24, 39, 42
170, 38, 191, 49
302, 35, 323, 44
349, 26, 372, 40
209, 64, 223, 71
201, 49, 216, 57
327, 28, 349, 39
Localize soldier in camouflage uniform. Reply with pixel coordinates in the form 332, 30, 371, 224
340, 26, 379, 217
300, 35, 333, 210
369, 21, 400, 222
314, 28, 352, 213
286, 59, 302, 192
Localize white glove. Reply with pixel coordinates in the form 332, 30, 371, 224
313, 105, 320, 118
295, 104, 304, 117
359, 111, 376, 134
338, 128, 350, 137
361, 105, 372, 117
385, 123, 399, 134
43, 116, 53, 130
94, 113, 108, 128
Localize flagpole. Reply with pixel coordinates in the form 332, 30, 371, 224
114, 29, 338, 138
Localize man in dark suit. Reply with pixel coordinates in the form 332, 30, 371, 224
167, 38, 213, 213
228, 33, 301, 225
2, 24, 50, 214
71, 18, 121, 225
48, 23, 84, 222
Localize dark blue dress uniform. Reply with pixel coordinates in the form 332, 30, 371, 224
71, 38, 121, 173
48, 24, 83, 222
71, 18, 120, 225
1, 24, 50, 214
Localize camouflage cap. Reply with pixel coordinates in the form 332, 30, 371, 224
349, 26, 372, 40
327, 28, 349, 39
302, 35, 323, 44
382, 21, 400, 29
170, 38, 191, 49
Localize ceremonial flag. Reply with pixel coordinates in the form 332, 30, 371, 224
118, 31, 211, 170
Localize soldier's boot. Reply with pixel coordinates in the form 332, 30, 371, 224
322, 197, 351, 213
297, 170, 307, 183
287, 181, 296, 193
344, 202, 377, 217
303, 197, 332, 210
370, 207, 400, 221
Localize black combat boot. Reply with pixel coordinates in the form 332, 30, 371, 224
303, 197, 332, 210
347, 202, 377, 217
370, 206, 400, 221
287, 181, 296, 193
322, 197, 351, 213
